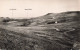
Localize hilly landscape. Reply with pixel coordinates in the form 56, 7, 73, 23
25, 11, 80, 26
0, 11, 80, 50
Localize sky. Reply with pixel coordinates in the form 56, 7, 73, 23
0, 0, 80, 19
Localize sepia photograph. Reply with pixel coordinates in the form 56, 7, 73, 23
0, 0, 80, 50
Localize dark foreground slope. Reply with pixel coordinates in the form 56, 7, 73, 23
0, 25, 74, 50
0, 22, 80, 50
0, 11, 80, 50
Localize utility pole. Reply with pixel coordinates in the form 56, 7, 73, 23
24, 9, 32, 18
9, 9, 16, 17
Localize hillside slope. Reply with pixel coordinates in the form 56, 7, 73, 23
0, 11, 80, 50
28, 11, 80, 26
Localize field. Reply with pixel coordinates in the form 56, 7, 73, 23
0, 21, 80, 50
0, 11, 80, 50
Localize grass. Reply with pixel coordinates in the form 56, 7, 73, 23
0, 21, 80, 50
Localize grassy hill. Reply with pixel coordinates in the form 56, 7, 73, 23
0, 11, 80, 50
28, 11, 80, 26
